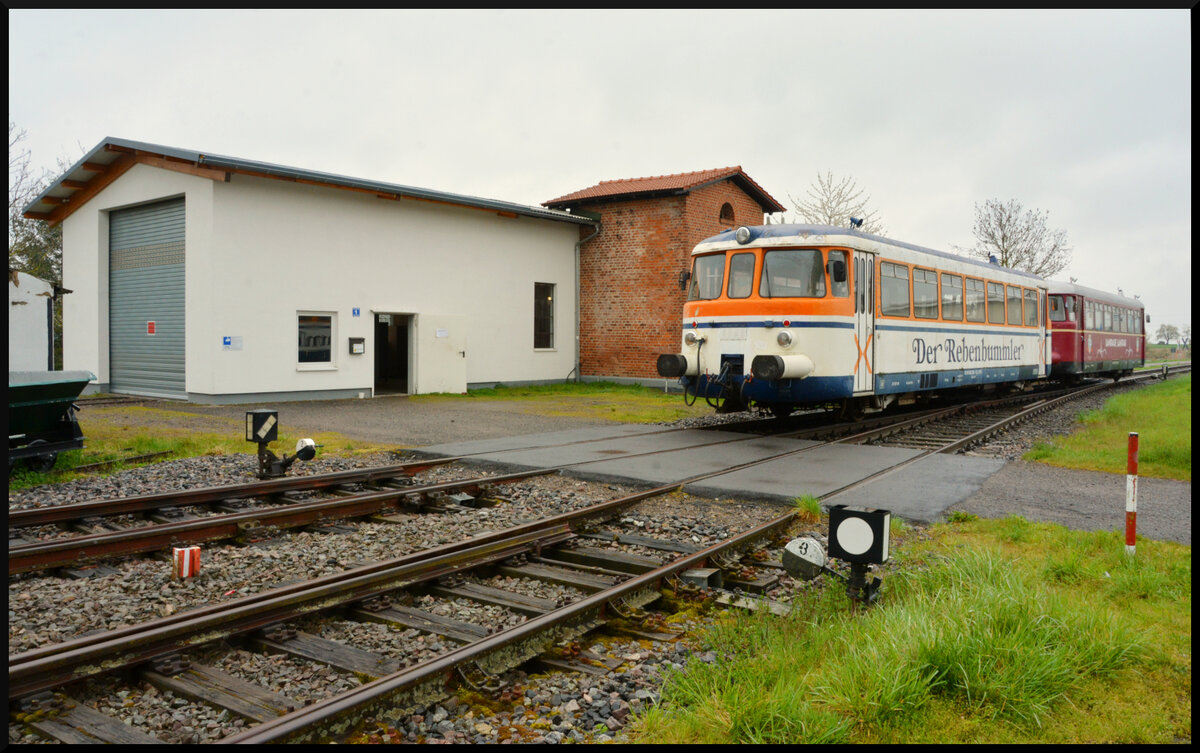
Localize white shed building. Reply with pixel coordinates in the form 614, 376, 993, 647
8, 270, 56, 372
23, 138, 596, 403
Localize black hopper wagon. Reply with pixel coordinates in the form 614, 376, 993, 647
7, 370, 95, 473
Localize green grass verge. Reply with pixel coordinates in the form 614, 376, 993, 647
411, 380, 711, 423
1024, 375, 1190, 481
7, 404, 400, 491
632, 516, 1190, 744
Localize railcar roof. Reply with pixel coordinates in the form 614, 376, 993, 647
1044, 280, 1144, 309
694, 224, 1046, 282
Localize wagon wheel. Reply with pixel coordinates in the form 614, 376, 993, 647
23, 440, 58, 473
839, 398, 866, 422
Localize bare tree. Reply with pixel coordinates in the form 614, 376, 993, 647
1154, 324, 1180, 345
788, 171, 885, 235
9, 121, 63, 282
957, 198, 1071, 278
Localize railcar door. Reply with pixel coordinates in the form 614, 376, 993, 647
852, 251, 876, 394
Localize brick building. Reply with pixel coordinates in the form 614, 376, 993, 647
544, 167, 785, 382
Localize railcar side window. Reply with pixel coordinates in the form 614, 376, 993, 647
828, 250, 849, 297
727, 253, 755, 299
1104, 307, 1112, 331
1049, 295, 1065, 322
987, 282, 1006, 324
1006, 285, 1022, 325
1023, 289, 1038, 326
1085, 301, 1094, 330
913, 268, 938, 319
880, 261, 910, 317
965, 277, 985, 322
941, 273, 963, 321
688, 254, 726, 301
760, 249, 826, 298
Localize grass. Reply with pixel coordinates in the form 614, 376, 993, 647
6, 403, 399, 491
411, 380, 712, 423
1024, 374, 1190, 481
631, 515, 1191, 744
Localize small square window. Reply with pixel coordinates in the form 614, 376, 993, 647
298, 313, 333, 364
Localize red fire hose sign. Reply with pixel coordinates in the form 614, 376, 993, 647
147, 321, 156, 335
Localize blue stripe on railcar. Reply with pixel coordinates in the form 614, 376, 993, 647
874, 365, 1043, 394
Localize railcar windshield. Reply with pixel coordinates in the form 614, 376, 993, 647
1049, 295, 1066, 322
688, 253, 725, 301
760, 249, 825, 298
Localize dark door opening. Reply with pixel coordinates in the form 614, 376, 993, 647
374, 313, 411, 395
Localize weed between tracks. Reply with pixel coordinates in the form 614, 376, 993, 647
629, 516, 1190, 744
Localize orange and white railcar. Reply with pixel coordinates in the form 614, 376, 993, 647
657, 224, 1051, 417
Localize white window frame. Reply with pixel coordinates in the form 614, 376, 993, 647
297, 310, 338, 371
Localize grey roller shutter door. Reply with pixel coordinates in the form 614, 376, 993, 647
109, 198, 186, 399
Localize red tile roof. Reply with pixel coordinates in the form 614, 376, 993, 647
544, 166, 785, 213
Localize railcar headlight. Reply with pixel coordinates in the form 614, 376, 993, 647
735, 226, 752, 244
684, 331, 699, 346
777, 330, 794, 348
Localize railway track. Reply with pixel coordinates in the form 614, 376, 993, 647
8, 365, 1187, 743
10, 367, 1186, 577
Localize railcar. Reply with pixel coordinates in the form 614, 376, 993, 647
656, 224, 1051, 418
1047, 281, 1145, 381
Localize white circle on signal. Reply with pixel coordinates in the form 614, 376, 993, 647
836, 517, 874, 555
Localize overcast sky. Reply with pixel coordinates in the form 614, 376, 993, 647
9, 9, 1191, 330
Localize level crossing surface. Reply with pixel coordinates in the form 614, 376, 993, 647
413, 426, 1007, 524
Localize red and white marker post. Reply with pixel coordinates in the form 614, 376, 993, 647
1125, 432, 1138, 557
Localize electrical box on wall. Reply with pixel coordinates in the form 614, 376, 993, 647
349, 337, 365, 355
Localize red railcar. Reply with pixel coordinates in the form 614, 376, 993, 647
1048, 282, 1145, 380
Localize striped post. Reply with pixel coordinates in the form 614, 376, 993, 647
1125, 432, 1139, 557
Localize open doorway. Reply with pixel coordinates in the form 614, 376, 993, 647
374, 313, 411, 395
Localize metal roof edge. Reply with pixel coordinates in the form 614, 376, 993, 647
24, 137, 596, 226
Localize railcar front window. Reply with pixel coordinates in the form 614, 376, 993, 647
1049, 295, 1066, 322
760, 249, 826, 298
688, 254, 726, 301
1064, 296, 1076, 322
941, 273, 963, 321
965, 277, 985, 322
727, 253, 756, 299
828, 250, 849, 297
987, 282, 1006, 324
880, 261, 910, 317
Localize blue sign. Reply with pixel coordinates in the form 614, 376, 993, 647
352, 308, 361, 317
223, 336, 231, 346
